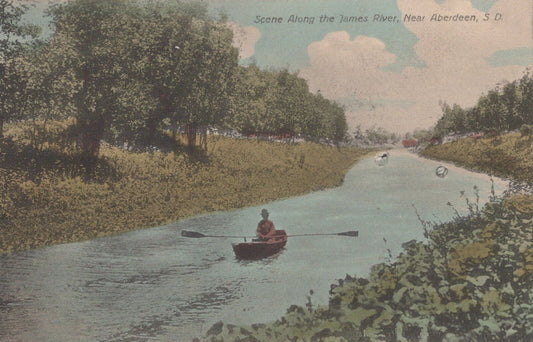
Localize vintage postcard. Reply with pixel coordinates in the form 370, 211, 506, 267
0, 0, 532, 341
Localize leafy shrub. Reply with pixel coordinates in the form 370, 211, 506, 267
201, 196, 533, 341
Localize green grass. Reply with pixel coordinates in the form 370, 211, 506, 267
421, 132, 533, 184
0, 126, 371, 254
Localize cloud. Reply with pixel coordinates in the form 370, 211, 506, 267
300, 0, 532, 133
301, 32, 397, 99
226, 21, 261, 60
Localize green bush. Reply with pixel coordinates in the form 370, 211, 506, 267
201, 195, 533, 341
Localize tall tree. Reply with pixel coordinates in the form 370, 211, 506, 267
117, 9, 238, 151
517, 70, 533, 126
477, 89, 507, 130
500, 81, 520, 130
173, 18, 238, 151
47, 0, 130, 160
43, 0, 238, 157
13, 38, 78, 149
271, 69, 311, 137
96, 9, 160, 147
226, 64, 272, 135
0, 0, 40, 137
434, 102, 471, 136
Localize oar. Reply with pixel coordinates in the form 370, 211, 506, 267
287, 231, 358, 237
181, 230, 359, 238
181, 230, 252, 239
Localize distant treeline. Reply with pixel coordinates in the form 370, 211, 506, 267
0, 0, 347, 160
432, 72, 533, 138
349, 125, 401, 146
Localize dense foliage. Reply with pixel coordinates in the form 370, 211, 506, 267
1, 0, 348, 162
23, 0, 240, 159
0, 0, 40, 137
201, 194, 533, 341
432, 72, 533, 138
227, 65, 348, 142
349, 125, 401, 146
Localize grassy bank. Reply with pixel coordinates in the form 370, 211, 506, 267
420, 132, 533, 184
0, 133, 370, 254
201, 194, 533, 341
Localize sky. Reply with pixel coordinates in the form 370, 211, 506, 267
26, 0, 533, 134
210, 0, 533, 134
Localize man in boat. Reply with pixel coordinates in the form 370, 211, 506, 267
256, 209, 276, 240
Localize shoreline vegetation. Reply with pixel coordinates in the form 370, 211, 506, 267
200, 132, 533, 342
421, 132, 533, 186
0, 132, 371, 254
0, 1, 529, 340
1, 0, 356, 255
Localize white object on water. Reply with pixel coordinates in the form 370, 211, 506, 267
375, 152, 389, 166
436, 165, 448, 178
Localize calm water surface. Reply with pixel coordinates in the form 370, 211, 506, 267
0, 151, 506, 341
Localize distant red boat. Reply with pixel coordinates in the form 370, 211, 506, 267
232, 230, 287, 259
402, 139, 418, 148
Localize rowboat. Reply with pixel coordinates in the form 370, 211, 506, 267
232, 230, 287, 259
182, 229, 357, 259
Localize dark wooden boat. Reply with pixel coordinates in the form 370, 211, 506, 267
232, 230, 287, 259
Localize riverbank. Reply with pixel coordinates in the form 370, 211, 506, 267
201, 191, 533, 342
198, 138, 533, 342
394, 148, 508, 188
0, 136, 371, 254
420, 132, 533, 185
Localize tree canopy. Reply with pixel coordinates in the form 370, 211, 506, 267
4, 0, 349, 162
433, 71, 533, 138
0, 0, 41, 137
227, 65, 348, 142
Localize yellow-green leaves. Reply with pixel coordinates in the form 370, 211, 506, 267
1, 133, 369, 254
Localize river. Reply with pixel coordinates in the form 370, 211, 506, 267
0, 150, 506, 341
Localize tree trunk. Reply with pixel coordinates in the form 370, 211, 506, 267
199, 126, 208, 151
186, 123, 197, 153
145, 118, 157, 145
78, 118, 104, 170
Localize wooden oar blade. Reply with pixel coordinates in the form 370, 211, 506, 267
181, 230, 206, 238
337, 230, 359, 237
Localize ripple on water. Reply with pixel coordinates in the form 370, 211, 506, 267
0, 152, 507, 341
